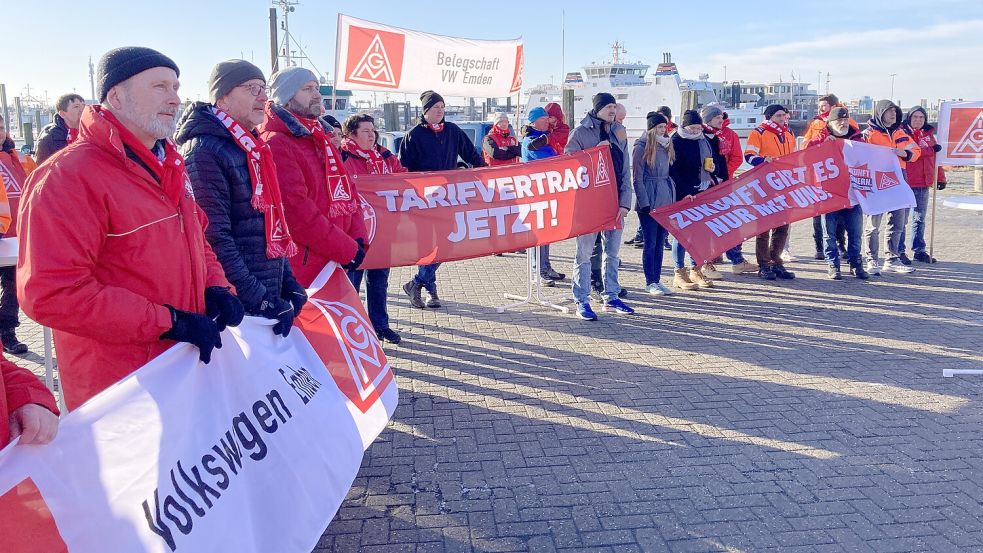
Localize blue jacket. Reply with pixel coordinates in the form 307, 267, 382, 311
175, 102, 299, 314
520, 127, 557, 161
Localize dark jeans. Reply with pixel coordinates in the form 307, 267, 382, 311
0, 266, 19, 331
539, 245, 553, 274
413, 263, 440, 288
822, 205, 863, 267
813, 215, 845, 253
348, 268, 391, 331
590, 234, 603, 288
639, 213, 668, 285
724, 244, 745, 264
900, 186, 930, 255
755, 224, 790, 267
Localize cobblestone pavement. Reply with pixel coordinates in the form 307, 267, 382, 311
11, 175, 983, 552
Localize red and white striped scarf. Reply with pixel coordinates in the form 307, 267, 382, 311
297, 116, 360, 218
211, 107, 298, 259
340, 138, 390, 174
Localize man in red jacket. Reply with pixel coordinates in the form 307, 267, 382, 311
901, 106, 946, 264
1, 356, 59, 447
259, 67, 368, 287
18, 47, 243, 410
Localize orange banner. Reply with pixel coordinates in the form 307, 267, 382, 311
354, 146, 620, 269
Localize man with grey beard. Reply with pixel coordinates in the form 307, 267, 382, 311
16, 46, 242, 410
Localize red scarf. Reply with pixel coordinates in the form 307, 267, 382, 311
427, 122, 445, 133
761, 119, 790, 138
490, 124, 514, 142
297, 116, 360, 218
67, 127, 79, 143
703, 124, 732, 155
211, 107, 298, 259
908, 127, 933, 149
341, 137, 390, 174
94, 105, 188, 206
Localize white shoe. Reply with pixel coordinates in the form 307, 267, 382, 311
656, 283, 673, 295
865, 261, 881, 276
646, 283, 665, 296
883, 259, 915, 274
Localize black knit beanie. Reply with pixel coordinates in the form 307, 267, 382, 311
97, 46, 179, 102
656, 105, 672, 119
209, 59, 265, 103
592, 92, 617, 114
681, 110, 703, 127
646, 112, 668, 130
420, 90, 445, 113
764, 104, 788, 119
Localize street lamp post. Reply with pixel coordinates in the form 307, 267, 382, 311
889, 73, 897, 103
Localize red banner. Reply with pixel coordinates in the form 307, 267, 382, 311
354, 146, 619, 269
651, 140, 852, 265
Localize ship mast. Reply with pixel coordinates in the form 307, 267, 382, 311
610, 41, 627, 64
271, 1, 325, 81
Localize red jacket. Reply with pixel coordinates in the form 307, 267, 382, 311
341, 144, 407, 176
17, 106, 230, 410
259, 104, 367, 287
1, 356, 59, 446
545, 103, 570, 155
904, 125, 946, 188
0, 143, 23, 236
718, 119, 743, 178
481, 127, 520, 167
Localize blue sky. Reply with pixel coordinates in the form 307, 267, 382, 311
5, 0, 983, 107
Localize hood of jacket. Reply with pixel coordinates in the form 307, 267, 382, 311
260, 102, 317, 138
545, 102, 564, 121
869, 99, 903, 133
903, 105, 934, 133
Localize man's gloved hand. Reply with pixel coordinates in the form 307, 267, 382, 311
260, 297, 296, 338
342, 239, 366, 271
281, 277, 308, 313
933, 144, 942, 153
938, 181, 947, 191
204, 286, 245, 331
160, 305, 223, 363
639, 206, 651, 216
528, 135, 549, 150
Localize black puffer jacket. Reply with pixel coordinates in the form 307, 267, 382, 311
35, 114, 70, 164
398, 120, 485, 171
175, 102, 299, 314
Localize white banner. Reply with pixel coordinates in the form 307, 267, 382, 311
937, 101, 983, 166
843, 141, 916, 216
0, 263, 397, 553
335, 14, 523, 97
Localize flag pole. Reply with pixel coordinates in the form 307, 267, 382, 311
928, 156, 939, 259
331, 14, 341, 119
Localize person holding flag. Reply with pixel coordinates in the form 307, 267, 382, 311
900, 106, 946, 264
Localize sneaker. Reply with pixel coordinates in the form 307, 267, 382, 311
663, 238, 672, 251
673, 268, 699, 290
850, 264, 870, 280
424, 284, 442, 308
827, 265, 842, 280
0, 330, 27, 355
758, 266, 777, 281
814, 251, 826, 260
624, 236, 640, 245
689, 266, 714, 288
603, 298, 635, 314
883, 259, 915, 274
647, 282, 673, 295
899, 253, 913, 266
541, 268, 566, 281
402, 280, 426, 309
590, 285, 604, 302
913, 251, 937, 263
865, 261, 881, 276
618, 288, 628, 299
634, 241, 644, 249
576, 301, 598, 321
701, 263, 723, 280
376, 327, 402, 344
732, 260, 759, 274
773, 264, 796, 280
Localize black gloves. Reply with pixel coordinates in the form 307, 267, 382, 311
161, 305, 222, 363
342, 239, 366, 271
933, 144, 942, 153
204, 286, 244, 331
528, 135, 549, 151
260, 297, 295, 337
938, 181, 947, 191
639, 206, 651, 215
281, 277, 308, 314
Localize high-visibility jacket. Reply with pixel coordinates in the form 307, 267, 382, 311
744, 125, 794, 166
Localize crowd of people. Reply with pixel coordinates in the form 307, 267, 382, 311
0, 45, 949, 447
